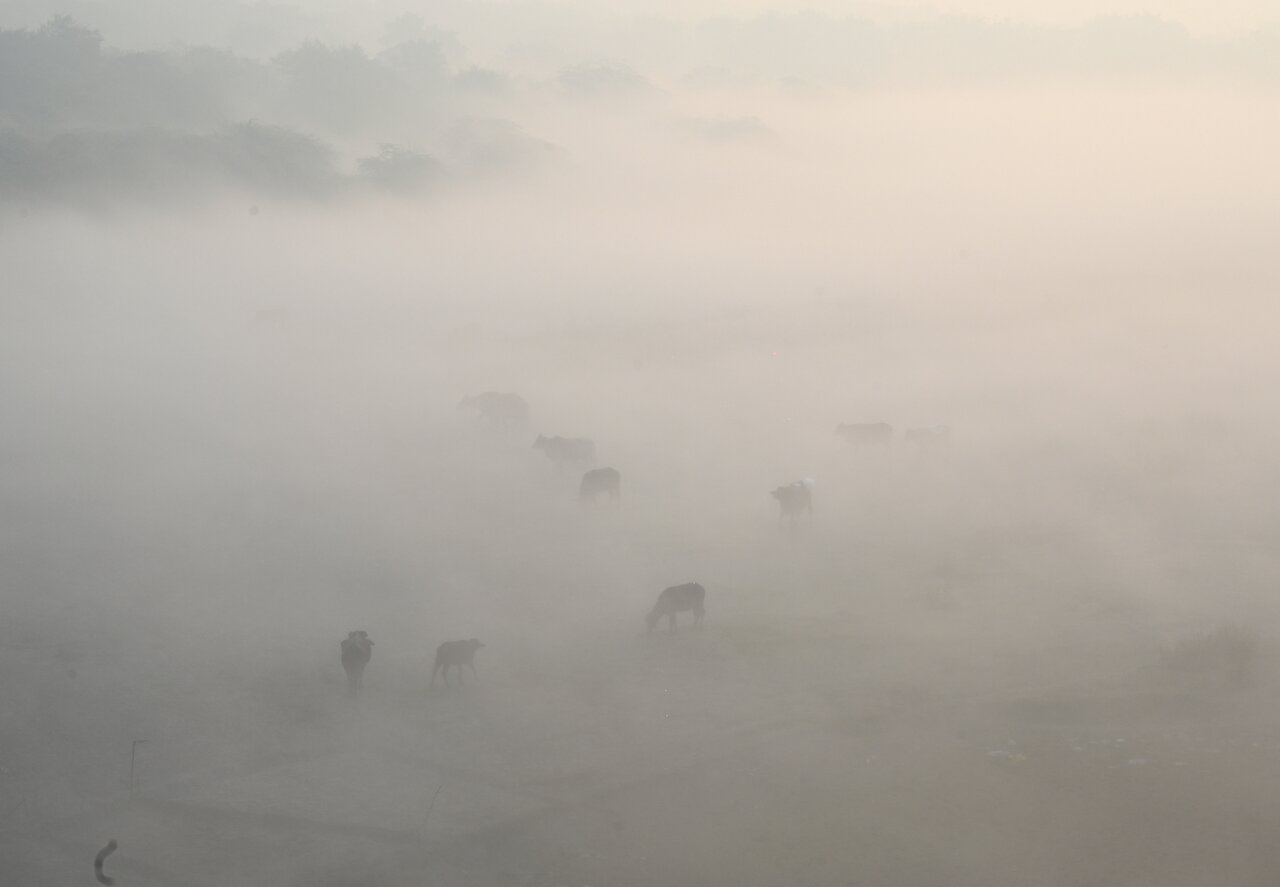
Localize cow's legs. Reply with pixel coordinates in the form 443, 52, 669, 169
669, 612, 677, 633
468, 662, 478, 681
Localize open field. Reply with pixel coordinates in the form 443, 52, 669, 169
4, 10, 1280, 880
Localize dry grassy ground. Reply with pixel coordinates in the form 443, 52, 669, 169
4, 494, 1278, 887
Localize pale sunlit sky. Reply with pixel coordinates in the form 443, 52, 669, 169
439, 0, 1279, 36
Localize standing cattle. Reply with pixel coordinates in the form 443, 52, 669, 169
459, 392, 529, 431
580, 467, 621, 504
534, 434, 597, 467
904, 425, 950, 449
646, 583, 706, 633
836, 422, 893, 449
432, 639, 485, 686
340, 631, 374, 696
771, 480, 813, 524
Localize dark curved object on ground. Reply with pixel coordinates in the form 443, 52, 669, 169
94, 839, 118, 885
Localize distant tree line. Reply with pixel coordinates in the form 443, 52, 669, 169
0, 17, 556, 206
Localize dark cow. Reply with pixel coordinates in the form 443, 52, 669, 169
647, 583, 706, 633
771, 480, 813, 524
534, 434, 596, 467
459, 392, 529, 431
340, 630, 374, 696
836, 422, 893, 448
904, 425, 950, 449
432, 639, 485, 686
579, 467, 621, 504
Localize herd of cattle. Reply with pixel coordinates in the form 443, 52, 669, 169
338, 392, 949, 693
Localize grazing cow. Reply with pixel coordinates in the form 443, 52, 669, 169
340, 631, 374, 696
534, 434, 596, 467
904, 425, 950, 449
647, 583, 706, 633
771, 479, 813, 524
459, 392, 529, 431
836, 422, 893, 448
432, 639, 485, 686
580, 467, 621, 503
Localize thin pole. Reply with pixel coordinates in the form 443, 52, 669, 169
130, 739, 149, 797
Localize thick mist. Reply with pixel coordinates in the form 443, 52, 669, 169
3, 5, 1280, 886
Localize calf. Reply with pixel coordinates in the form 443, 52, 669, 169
432, 639, 485, 686
647, 583, 706, 633
836, 422, 893, 449
580, 467, 621, 504
771, 480, 813, 524
534, 434, 597, 467
340, 631, 374, 696
459, 392, 529, 431
904, 425, 950, 449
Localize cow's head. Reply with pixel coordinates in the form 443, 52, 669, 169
533, 434, 547, 448
468, 638, 485, 650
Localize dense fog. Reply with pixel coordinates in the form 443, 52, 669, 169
3, 3, 1280, 885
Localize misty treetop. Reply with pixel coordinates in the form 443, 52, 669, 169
3, 8, 1278, 209
0, 17, 559, 206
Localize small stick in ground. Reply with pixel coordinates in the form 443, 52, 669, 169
423, 781, 446, 830
129, 739, 148, 796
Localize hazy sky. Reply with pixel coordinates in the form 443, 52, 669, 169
404, 0, 1278, 35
